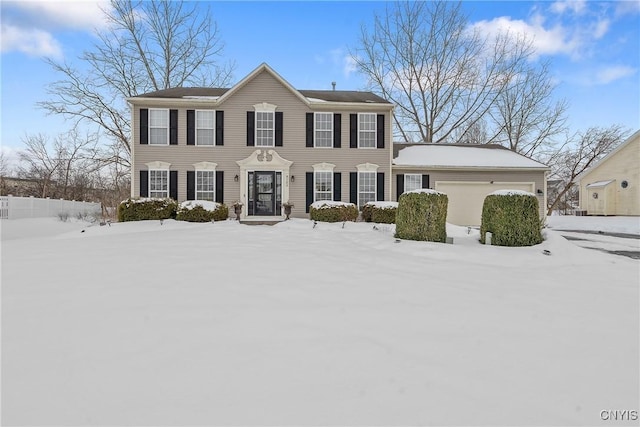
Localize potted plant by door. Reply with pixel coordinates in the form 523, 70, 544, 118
232, 201, 243, 221
283, 201, 294, 220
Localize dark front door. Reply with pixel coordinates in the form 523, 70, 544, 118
248, 171, 282, 216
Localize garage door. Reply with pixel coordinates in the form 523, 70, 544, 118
435, 181, 535, 226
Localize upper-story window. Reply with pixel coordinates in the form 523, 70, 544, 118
315, 113, 333, 148
358, 113, 376, 148
149, 109, 169, 145
256, 111, 274, 146
196, 110, 215, 146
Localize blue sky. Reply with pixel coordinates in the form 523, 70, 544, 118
1, 0, 639, 163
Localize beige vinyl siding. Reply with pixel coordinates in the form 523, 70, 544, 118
131, 69, 393, 217
392, 169, 547, 219
579, 134, 640, 215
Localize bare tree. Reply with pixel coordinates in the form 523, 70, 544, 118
487, 60, 568, 157
545, 125, 629, 215
17, 129, 98, 199
352, 1, 533, 143
38, 0, 234, 163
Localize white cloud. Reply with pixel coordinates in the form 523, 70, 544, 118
615, 1, 640, 17
0, 23, 62, 58
592, 18, 610, 39
595, 65, 637, 85
469, 16, 577, 59
343, 55, 357, 79
9, 1, 111, 31
550, 0, 587, 15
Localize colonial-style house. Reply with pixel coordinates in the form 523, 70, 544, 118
128, 63, 393, 220
576, 129, 640, 216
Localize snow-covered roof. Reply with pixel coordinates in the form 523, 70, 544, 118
586, 180, 615, 188
393, 144, 549, 170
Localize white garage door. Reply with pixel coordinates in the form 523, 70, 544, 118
435, 181, 535, 226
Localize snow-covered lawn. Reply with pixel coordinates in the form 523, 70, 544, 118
2, 217, 638, 426
547, 214, 640, 235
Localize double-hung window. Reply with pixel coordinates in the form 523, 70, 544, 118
149, 109, 169, 145
196, 110, 215, 146
404, 174, 422, 193
196, 170, 215, 201
314, 113, 333, 148
358, 113, 376, 148
314, 171, 333, 202
256, 111, 274, 146
149, 169, 168, 198
358, 172, 376, 207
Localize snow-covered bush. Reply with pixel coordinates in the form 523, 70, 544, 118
176, 200, 229, 222
362, 201, 398, 224
309, 201, 358, 223
117, 198, 178, 222
480, 190, 543, 246
395, 189, 448, 242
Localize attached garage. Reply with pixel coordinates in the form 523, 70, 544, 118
435, 181, 535, 226
393, 144, 549, 226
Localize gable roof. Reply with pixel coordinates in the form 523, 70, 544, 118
393, 143, 549, 170
575, 129, 640, 182
130, 63, 391, 106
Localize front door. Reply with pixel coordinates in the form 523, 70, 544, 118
248, 171, 282, 216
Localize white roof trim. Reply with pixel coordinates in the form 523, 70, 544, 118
586, 180, 615, 188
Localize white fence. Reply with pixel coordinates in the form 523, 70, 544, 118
0, 196, 101, 220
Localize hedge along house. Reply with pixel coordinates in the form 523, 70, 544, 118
128, 63, 394, 220
392, 144, 550, 226
575, 129, 640, 216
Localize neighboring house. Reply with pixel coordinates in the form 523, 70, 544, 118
392, 144, 550, 226
576, 129, 640, 216
128, 63, 393, 220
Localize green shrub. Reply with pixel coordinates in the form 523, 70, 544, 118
480, 190, 543, 246
117, 198, 178, 222
310, 201, 359, 223
176, 201, 229, 222
395, 190, 448, 242
363, 202, 398, 224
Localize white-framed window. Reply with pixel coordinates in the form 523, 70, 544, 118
314, 171, 333, 202
359, 171, 376, 207
196, 110, 215, 146
315, 112, 333, 148
404, 174, 422, 193
149, 109, 169, 145
149, 169, 168, 198
256, 111, 274, 146
196, 170, 215, 201
358, 113, 376, 148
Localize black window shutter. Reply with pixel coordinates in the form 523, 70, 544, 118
140, 170, 148, 197
306, 113, 314, 147
169, 171, 178, 199
187, 171, 195, 200
350, 172, 357, 204
333, 113, 341, 148
349, 114, 357, 148
376, 114, 385, 149
169, 110, 178, 145
275, 112, 283, 146
397, 174, 404, 201
377, 172, 384, 201
333, 172, 341, 201
306, 172, 313, 213
247, 111, 255, 146
216, 171, 224, 203
216, 111, 224, 146
422, 174, 430, 189
186, 110, 195, 145
140, 109, 148, 144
